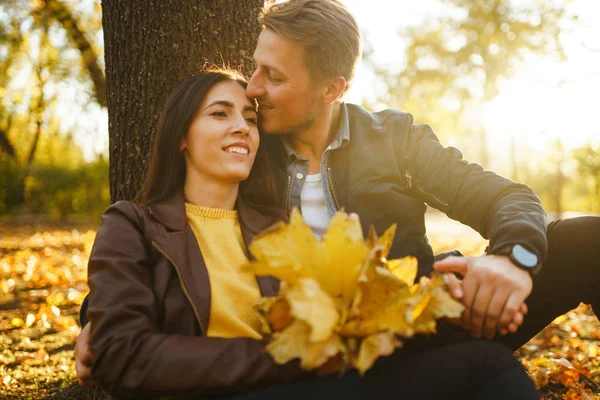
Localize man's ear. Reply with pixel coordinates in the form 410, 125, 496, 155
323, 76, 346, 105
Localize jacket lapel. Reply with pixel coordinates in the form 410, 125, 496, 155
148, 192, 287, 335
149, 193, 211, 334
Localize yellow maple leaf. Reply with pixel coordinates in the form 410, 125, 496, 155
386, 256, 418, 286
350, 264, 406, 319
407, 292, 431, 323
406, 275, 464, 334
247, 210, 464, 375
428, 281, 464, 320
341, 293, 415, 338
247, 210, 318, 284
247, 209, 367, 310
266, 320, 345, 370
376, 224, 397, 259
411, 308, 437, 335
314, 212, 368, 309
283, 278, 339, 342
257, 297, 294, 333
353, 331, 402, 376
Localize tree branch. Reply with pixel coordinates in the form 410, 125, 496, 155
42, 0, 107, 107
0, 128, 16, 159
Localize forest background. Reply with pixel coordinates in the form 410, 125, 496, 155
0, 0, 599, 399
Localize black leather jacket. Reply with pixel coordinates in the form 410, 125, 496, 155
263, 103, 547, 278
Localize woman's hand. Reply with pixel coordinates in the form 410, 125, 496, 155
75, 322, 97, 387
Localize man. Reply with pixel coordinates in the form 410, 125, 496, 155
76, 0, 599, 386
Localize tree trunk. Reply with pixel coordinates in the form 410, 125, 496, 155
102, 0, 262, 202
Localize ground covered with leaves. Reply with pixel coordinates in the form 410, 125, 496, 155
1, 221, 599, 399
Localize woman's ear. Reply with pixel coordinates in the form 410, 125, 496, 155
179, 139, 187, 151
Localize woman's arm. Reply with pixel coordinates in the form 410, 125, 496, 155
88, 202, 307, 399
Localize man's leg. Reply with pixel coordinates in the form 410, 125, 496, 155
218, 340, 538, 400
496, 216, 600, 350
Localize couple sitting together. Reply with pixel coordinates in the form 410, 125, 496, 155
76, 0, 600, 399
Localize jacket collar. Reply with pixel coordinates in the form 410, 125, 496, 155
147, 190, 285, 235
147, 191, 187, 231
148, 190, 283, 331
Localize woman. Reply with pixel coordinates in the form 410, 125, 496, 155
83, 69, 539, 399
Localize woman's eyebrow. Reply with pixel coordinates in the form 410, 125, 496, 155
204, 100, 234, 110
204, 101, 256, 114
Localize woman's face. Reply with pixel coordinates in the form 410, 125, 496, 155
182, 80, 259, 185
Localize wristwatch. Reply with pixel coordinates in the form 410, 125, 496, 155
499, 244, 540, 275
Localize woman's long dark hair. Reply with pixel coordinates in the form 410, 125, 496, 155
137, 68, 279, 206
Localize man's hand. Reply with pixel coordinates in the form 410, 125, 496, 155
434, 255, 533, 339
444, 273, 528, 336
75, 322, 96, 387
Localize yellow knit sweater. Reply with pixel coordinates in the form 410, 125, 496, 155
185, 203, 262, 339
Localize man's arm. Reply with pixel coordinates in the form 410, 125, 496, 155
406, 123, 547, 264
397, 120, 547, 338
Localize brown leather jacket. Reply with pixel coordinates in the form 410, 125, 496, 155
87, 192, 307, 399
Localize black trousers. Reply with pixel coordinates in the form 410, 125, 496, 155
101, 217, 599, 400
216, 216, 599, 400
496, 215, 600, 350
405, 216, 600, 352
217, 340, 538, 400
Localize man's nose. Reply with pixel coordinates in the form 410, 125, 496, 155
246, 71, 264, 99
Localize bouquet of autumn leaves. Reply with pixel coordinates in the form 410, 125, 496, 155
244, 210, 465, 375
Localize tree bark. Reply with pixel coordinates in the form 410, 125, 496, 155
102, 0, 262, 202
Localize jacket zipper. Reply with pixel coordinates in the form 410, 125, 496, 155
152, 241, 207, 336
327, 167, 341, 210
284, 175, 292, 209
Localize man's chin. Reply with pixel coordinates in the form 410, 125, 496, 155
259, 122, 288, 136
259, 118, 313, 137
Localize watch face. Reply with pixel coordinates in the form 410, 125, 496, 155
513, 244, 538, 268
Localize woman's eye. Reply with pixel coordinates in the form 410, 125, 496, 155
211, 111, 227, 117
246, 117, 258, 125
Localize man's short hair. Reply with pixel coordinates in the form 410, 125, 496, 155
260, 0, 362, 96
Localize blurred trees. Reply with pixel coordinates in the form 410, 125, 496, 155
573, 143, 600, 213
43, 0, 106, 107
0, 0, 108, 217
366, 0, 598, 214
523, 141, 599, 217
371, 0, 572, 167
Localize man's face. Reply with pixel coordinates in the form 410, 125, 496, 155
246, 28, 322, 136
